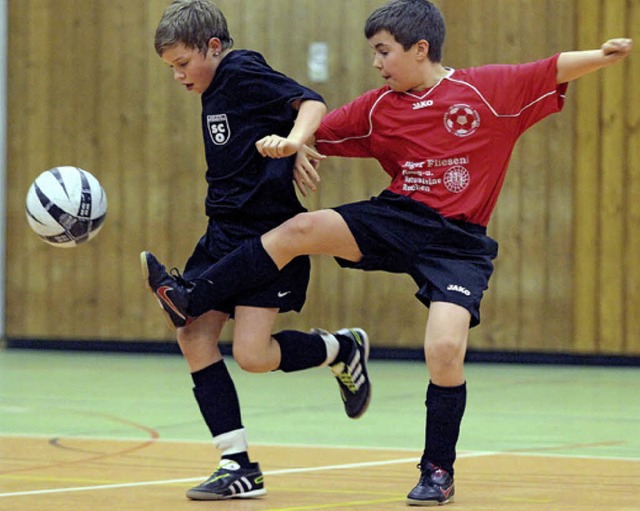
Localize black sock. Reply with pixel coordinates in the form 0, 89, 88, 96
191, 361, 244, 438
192, 361, 253, 468
222, 451, 251, 467
333, 333, 354, 364
421, 381, 467, 476
273, 330, 328, 372
188, 238, 280, 317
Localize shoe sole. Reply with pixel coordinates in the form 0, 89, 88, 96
140, 251, 151, 284
406, 495, 454, 506
140, 251, 177, 331
186, 488, 267, 500
340, 327, 372, 419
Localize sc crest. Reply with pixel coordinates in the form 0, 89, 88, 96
207, 114, 231, 145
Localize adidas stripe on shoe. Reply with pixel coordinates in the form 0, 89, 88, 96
326, 328, 372, 419
186, 459, 266, 501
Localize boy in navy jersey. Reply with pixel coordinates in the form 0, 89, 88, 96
143, 0, 373, 502
143, 0, 633, 505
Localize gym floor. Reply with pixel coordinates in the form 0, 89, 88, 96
1, 349, 639, 510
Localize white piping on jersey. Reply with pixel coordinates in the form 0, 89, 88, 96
316, 74, 450, 146
316, 89, 395, 146
402, 67, 454, 100
444, 75, 565, 118
316, 68, 564, 146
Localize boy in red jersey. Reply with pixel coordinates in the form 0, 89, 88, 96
143, 0, 632, 505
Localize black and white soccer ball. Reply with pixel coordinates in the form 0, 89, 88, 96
25, 166, 108, 248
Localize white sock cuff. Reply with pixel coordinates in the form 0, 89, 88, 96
317, 330, 340, 367
213, 428, 248, 456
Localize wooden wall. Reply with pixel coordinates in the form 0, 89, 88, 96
5, 0, 639, 355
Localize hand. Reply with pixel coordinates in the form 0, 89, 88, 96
255, 134, 302, 159
293, 145, 325, 197
602, 38, 633, 60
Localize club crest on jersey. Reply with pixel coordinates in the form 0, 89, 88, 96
444, 104, 480, 137
207, 114, 230, 145
443, 165, 470, 193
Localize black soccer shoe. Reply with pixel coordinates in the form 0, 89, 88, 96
186, 460, 266, 501
406, 462, 455, 506
328, 328, 372, 419
140, 251, 191, 328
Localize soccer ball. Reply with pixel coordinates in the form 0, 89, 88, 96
25, 166, 108, 248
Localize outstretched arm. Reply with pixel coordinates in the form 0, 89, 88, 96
255, 99, 327, 158
556, 38, 633, 84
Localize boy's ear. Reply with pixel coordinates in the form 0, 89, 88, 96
207, 37, 223, 53
415, 39, 430, 60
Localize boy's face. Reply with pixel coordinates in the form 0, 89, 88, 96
368, 30, 427, 92
161, 42, 217, 94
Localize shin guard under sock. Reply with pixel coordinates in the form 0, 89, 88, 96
274, 330, 329, 372
191, 361, 244, 441
192, 361, 252, 467
421, 381, 467, 475
188, 238, 280, 317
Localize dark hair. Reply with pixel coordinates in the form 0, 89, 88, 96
364, 0, 445, 62
154, 0, 234, 55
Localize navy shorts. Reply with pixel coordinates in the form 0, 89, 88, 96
183, 217, 310, 316
333, 191, 499, 327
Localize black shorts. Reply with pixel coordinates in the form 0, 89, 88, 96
183, 217, 310, 316
333, 190, 499, 327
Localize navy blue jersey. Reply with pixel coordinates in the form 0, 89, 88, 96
201, 50, 323, 223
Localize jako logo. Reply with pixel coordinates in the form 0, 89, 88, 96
412, 100, 434, 110
447, 284, 471, 296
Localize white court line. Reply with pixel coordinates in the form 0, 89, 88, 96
0, 451, 500, 498
1, 439, 638, 498
0, 456, 424, 498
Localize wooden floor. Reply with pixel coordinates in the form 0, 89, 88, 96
2, 350, 639, 510
2, 437, 639, 510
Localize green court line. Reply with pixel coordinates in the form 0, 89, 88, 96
1, 350, 639, 460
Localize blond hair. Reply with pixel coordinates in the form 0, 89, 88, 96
154, 0, 234, 55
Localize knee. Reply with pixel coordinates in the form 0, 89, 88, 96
177, 321, 206, 347
278, 212, 317, 241
232, 344, 270, 373
425, 336, 465, 370
176, 323, 222, 371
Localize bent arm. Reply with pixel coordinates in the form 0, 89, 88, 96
288, 99, 327, 147
255, 100, 327, 158
556, 38, 633, 84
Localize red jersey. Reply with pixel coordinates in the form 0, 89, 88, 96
315, 55, 567, 226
